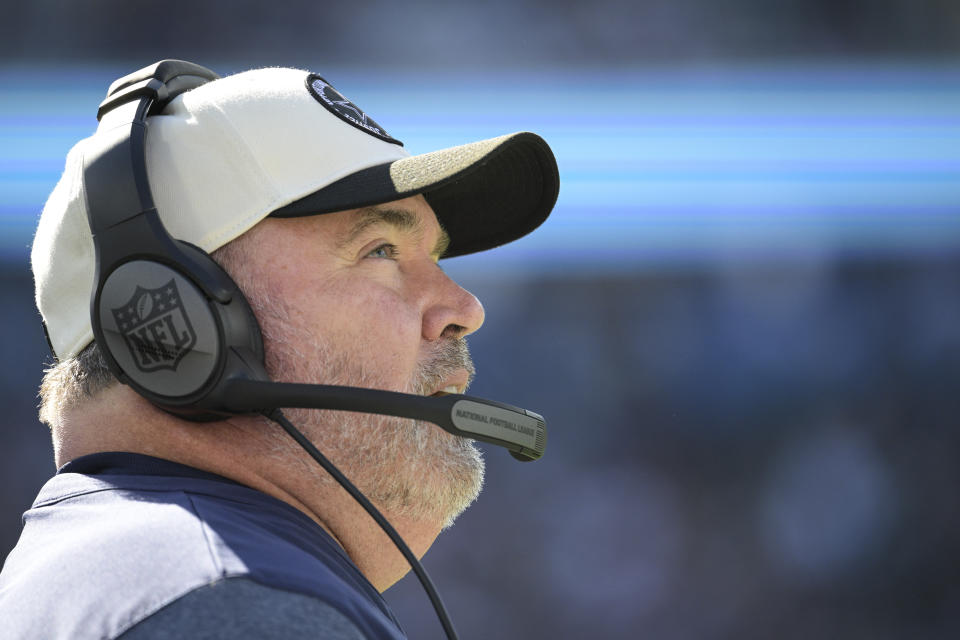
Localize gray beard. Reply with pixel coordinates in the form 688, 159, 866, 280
247, 286, 486, 530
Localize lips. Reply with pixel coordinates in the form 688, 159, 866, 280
430, 385, 464, 397
426, 371, 470, 397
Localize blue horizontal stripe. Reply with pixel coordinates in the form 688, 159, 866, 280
3, 62, 960, 270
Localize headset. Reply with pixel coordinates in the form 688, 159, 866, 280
81, 59, 548, 640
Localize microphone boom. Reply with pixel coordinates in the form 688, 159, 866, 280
220, 378, 546, 461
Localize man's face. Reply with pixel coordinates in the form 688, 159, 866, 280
226, 195, 487, 528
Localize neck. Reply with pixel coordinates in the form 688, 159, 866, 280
54, 384, 440, 591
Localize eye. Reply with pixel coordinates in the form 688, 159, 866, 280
367, 243, 398, 260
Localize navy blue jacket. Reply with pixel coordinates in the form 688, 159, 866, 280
0, 453, 407, 639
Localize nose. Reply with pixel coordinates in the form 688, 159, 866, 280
421, 267, 485, 341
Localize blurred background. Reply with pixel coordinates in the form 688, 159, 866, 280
2, 1, 959, 638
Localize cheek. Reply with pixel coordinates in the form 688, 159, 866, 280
300, 277, 424, 381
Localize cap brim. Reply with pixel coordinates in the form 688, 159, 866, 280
270, 132, 559, 258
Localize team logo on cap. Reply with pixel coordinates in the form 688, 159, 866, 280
306, 74, 402, 145
111, 280, 197, 372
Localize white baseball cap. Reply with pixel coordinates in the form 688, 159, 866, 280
31, 65, 559, 360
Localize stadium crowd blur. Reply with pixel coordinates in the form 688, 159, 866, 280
2, 1, 959, 638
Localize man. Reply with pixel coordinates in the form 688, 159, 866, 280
0, 62, 558, 638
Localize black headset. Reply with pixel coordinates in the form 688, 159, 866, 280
84, 60, 267, 418
81, 59, 548, 640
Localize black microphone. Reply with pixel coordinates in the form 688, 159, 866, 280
220, 379, 547, 461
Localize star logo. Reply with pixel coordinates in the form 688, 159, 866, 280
306, 75, 402, 146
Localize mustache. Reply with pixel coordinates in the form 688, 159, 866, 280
411, 338, 476, 395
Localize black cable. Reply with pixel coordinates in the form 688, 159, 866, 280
265, 408, 460, 640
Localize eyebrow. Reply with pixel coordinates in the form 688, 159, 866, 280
340, 205, 451, 260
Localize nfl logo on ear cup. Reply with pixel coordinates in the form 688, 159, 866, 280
111, 279, 197, 373
98, 261, 223, 398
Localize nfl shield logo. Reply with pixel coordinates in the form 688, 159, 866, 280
111, 279, 197, 372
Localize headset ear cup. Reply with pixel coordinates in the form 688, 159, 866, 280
93, 242, 269, 420
95, 259, 224, 401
